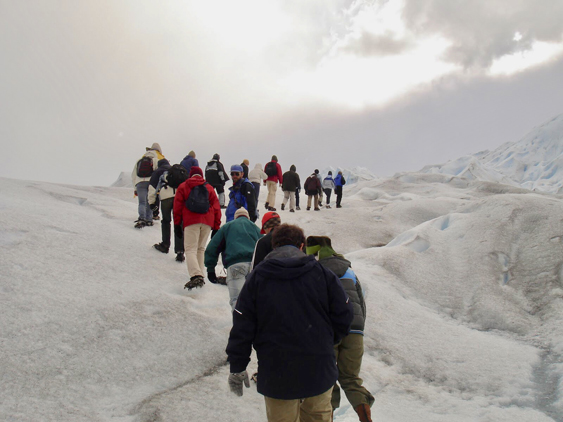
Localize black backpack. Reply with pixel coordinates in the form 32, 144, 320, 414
136, 156, 153, 178
185, 183, 210, 214
265, 161, 277, 177
166, 164, 189, 189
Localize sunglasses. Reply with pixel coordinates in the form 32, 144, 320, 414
231, 172, 241, 176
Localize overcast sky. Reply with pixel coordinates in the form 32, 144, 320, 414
1, 0, 563, 186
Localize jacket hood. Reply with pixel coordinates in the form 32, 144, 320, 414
290, 165, 296, 172
253, 163, 263, 169
258, 246, 317, 280
318, 255, 351, 278
186, 175, 206, 188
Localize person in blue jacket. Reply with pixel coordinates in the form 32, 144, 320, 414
180, 150, 199, 174
225, 164, 257, 223
306, 235, 374, 422
226, 224, 353, 422
334, 170, 346, 208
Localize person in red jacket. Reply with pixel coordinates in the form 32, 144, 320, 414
264, 155, 283, 211
173, 166, 222, 290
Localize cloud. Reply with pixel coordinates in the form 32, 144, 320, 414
340, 31, 416, 56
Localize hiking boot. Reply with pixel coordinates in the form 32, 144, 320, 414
216, 276, 227, 285
325, 204, 331, 209
144, 221, 154, 227
281, 204, 285, 211
268, 207, 277, 211
153, 243, 169, 253
355, 403, 372, 422
296, 206, 301, 210
264, 202, 269, 210
175, 253, 185, 262
314, 208, 320, 211
290, 209, 295, 212
336, 204, 342, 208
251, 372, 258, 383
153, 213, 160, 220
134, 220, 146, 229
307, 207, 311, 211
184, 276, 205, 290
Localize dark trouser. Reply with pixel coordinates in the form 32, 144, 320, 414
161, 198, 184, 253
295, 188, 300, 207
335, 186, 343, 207
323, 188, 332, 205
318, 188, 323, 205
252, 182, 261, 203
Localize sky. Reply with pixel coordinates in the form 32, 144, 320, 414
1, 0, 563, 186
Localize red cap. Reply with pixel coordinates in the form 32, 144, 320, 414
261, 211, 281, 234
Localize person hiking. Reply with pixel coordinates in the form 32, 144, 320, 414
173, 166, 221, 290
322, 171, 336, 209
180, 150, 198, 175
280, 165, 300, 213
315, 169, 324, 207
205, 153, 229, 209
204, 208, 261, 310
304, 172, 322, 211
334, 170, 346, 208
241, 159, 250, 179
306, 236, 375, 422
148, 159, 186, 262
250, 211, 281, 269
226, 224, 353, 422
248, 163, 267, 205
264, 155, 283, 211
132, 142, 164, 228
148, 158, 170, 221
226, 165, 258, 223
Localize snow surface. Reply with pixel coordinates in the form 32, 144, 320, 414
421, 114, 563, 194
2, 171, 563, 421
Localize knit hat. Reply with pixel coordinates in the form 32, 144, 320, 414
146, 142, 162, 153
213, 153, 220, 160
234, 208, 249, 219
328, 171, 332, 175
314, 169, 319, 174
271, 155, 278, 162
243, 159, 249, 165
189, 166, 203, 177
306, 236, 337, 260
290, 164, 296, 172
230, 164, 244, 173
261, 211, 281, 234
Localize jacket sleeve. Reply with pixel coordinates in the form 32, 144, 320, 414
148, 184, 157, 205
325, 268, 353, 344
208, 184, 222, 230
277, 163, 283, 184
204, 226, 226, 270
226, 274, 257, 373
173, 185, 187, 226
243, 182, 257, 222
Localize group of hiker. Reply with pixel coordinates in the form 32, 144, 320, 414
132, 144, 372, 422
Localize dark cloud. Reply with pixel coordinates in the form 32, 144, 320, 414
341, 31, 416, 56
400, 0, 563, 68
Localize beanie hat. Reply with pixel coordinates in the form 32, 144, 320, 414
234, 208, 249, 219
189, 166, 203, 177
306, 236, 337, 260
231, 164, 244, 173
243, 159, 249, 165
213, 153, 220, 160
328, 171, 332, 175
261, 211, 281, 234
271, 155, 278, 162
314, 169, 319, 174
188, 150, 196, 158
290, 164, 296, 172
146, 142, 162, 153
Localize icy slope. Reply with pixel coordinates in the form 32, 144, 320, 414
422, 114, 563, 193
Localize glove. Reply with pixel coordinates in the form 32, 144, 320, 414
228, 371, 250, 396
174, 225, 183, 239
207, 271, 218, 284
134, 191, 138, 197
211, 229, 219, 239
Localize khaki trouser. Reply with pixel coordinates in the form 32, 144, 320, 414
332, 334, 374, 410
282, 191, 296, 210
265, 387, 333, 422
183, 223, 212, 278
266, 180, 278, 207
306, 194, 319, 210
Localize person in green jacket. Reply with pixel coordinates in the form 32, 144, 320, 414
204, 207, 262, 311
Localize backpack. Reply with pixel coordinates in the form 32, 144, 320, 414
185, 183, 210, 214
265, 161, 277, 177
136, 156, 153, 178
166, 164, 189, 189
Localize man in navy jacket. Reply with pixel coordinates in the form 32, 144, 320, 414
226, 224, 353, 421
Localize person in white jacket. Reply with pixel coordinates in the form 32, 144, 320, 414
248, 163, 267, 207
132, 143, 164, 228
322, 171, 336, 209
